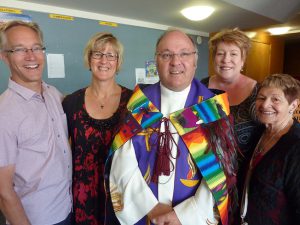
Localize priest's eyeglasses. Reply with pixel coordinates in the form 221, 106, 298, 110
156, 51, 197, 61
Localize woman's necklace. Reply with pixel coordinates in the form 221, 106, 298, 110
251, 119, 292, 168
95, 97, 105, 110
89, 84, 120, 110
89, 88, 106, 109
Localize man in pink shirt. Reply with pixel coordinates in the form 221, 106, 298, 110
0, 20, 72, 225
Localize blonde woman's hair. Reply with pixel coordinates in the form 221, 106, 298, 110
209, 28, 251, 61
83, 32, 124, 73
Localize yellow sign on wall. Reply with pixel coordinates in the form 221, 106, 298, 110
99, 21, 118, 27
0, 7, 22, 14
49, 14, 74, 21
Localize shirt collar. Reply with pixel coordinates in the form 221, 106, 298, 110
8, 78, 46, 101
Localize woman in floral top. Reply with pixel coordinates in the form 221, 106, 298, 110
63, 32, 132, 225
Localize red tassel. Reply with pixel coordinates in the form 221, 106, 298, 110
151, 118, 179, 183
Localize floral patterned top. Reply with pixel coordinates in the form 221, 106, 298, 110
62, 86, 132, 225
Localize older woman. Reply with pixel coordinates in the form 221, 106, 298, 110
202, 28, 258, 156
240, 74, 300, 225
62, 32, 132, 224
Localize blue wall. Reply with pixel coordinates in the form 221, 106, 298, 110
0, 9, 210, 94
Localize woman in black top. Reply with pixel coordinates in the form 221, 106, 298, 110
63, 32, 132, 225
240, 74, 300, 225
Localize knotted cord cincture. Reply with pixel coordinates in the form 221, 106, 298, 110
151, 117, 180, 183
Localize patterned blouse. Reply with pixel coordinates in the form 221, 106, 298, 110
62, 86, 132, 225
230, 83, 259, 156
201, 77, 259, 155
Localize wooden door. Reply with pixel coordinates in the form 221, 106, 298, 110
244, 40, 271, 83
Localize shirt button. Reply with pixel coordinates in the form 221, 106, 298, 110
57, 134, 60, 138
51, 118, 54, 122
64, 150, 66, 153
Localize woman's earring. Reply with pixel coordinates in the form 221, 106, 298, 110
240, 66, 244, 72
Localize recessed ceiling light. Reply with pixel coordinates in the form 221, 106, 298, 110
267, 27, 291, 35
181, 6, 215, 21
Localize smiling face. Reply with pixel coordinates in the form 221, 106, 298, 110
155, 30, 197, 91
255, 87, 298, 129
90, 43, 118, 82
213, 42, 244, 81
1, 25, 44, 87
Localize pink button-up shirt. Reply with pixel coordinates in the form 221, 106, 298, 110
0, 79, 72, 225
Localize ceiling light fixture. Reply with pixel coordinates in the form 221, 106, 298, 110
267, 27, 291, 35
181, 6, 215, 21
245, 31, 256, 38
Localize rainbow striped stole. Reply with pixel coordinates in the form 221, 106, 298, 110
110, 85, 162, 153
169, 92, 230, 225
109, 85, 230, 225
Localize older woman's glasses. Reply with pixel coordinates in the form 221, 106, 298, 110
4, 46, 46, 56
156, 51, 197, 61
91, 51, 118, 61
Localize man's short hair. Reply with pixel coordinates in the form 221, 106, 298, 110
0, 20, 43, 50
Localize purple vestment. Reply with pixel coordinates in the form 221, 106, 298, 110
131, 79, 214, 224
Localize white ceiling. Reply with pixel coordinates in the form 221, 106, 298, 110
2, 0, 300, 39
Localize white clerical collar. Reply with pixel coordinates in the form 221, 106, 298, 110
160, 83, 191, 98
160, 83, 191, 115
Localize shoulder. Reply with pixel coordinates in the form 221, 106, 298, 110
283, 123, 300, 167
0, 91, 23, 132
0, 89, 23, 116
244, 82, 259, 104
0, 89, 13, 109
251, 82, 260, 96
287, 121, 300, 141
235, 78, 259, 107
43, 83, 62, 95
120, 85, 133, 95
42, 83, 66, 104
279, 122, 300, 156
200, 76, 210, 87
241, 75, 257, 92
63, 88, 85, 104
62, 88, 86, 112
119, 86, 133, 110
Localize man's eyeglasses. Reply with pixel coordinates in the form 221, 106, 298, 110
156, 51, 197, 61
4, 46, 46, 56
91, 51, 118, 61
